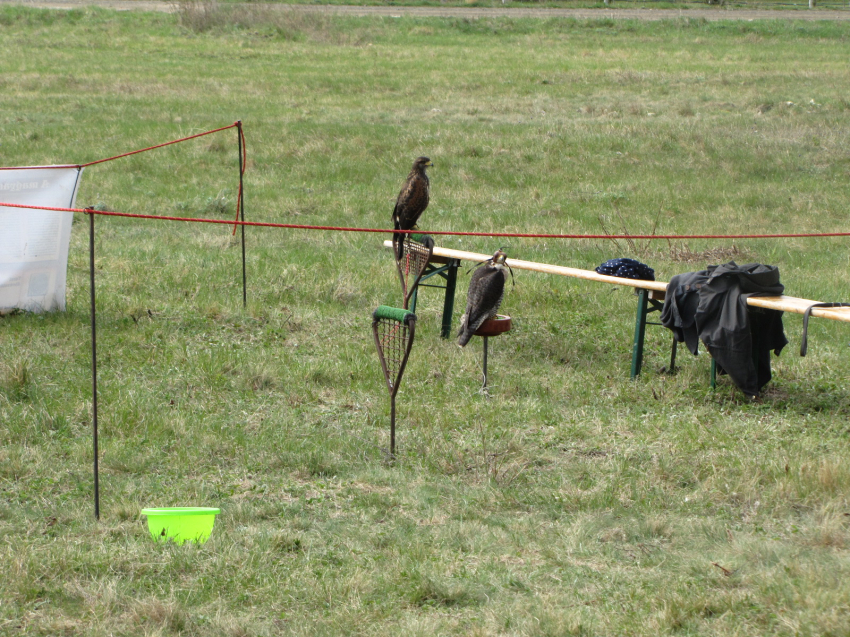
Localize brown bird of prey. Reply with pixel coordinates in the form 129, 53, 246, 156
392, 156, 433, 259
457, 250, 509, 347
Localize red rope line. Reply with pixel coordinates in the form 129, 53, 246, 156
2, 201, 849, 241
0, 124, 240, 171
0, 164, 80, 171
78, 123, 240, 168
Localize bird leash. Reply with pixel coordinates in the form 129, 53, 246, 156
464, 247, 516, 289
372, 306, 417, 457
393, 233, 434, 310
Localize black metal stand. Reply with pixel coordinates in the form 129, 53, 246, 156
237, 121, 247, 308
88, 210, 100, 520
390, 398, 396, 457
372, 309, 417, 459
482, 335, 489, 389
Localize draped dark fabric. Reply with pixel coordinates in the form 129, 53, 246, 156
661, 262, 788, 397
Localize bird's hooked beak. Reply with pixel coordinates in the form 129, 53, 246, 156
492, 250, 515, 287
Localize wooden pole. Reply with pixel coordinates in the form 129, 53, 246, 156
382, 240, 668, 293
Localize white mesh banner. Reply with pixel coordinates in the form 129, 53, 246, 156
0, 166, 84, 313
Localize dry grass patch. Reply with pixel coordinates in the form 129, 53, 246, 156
175, 0, 357, 43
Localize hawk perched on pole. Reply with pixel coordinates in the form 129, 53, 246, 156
457, 250, 509, 347
392, 156, 432, 260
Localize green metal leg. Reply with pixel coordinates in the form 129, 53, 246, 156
631, 289, 649, 378
440, 260, 458, 340
410, 286, 419, 314
631, 288, 671, 378
408, 258, 460, 340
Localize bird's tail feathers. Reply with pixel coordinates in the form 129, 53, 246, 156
457, 314, 472, 347
392, 218, 404, 260
457, 330, 474, 347
393, 232, 405, 260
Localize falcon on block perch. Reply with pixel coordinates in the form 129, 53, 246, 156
457, 250, 510, 347
392, 156, 433, 260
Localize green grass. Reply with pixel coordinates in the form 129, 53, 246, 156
2, 6, 850, 636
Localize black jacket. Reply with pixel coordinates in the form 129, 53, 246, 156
660, 262, 788, 397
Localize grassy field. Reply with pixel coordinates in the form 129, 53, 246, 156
222, 1, 850, 13
2, 5, 850, 636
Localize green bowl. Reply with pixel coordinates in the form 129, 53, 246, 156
141, 507, 220, 545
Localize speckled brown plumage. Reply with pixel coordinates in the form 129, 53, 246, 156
457, 250, 509, 347
392, 156, 432, 259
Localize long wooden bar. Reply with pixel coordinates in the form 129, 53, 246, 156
384, 241, 668, 292
384, 240, 850, 323
746, 295, 850, 322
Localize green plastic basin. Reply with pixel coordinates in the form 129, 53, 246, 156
141, 507, 220, 545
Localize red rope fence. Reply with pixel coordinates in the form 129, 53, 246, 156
5, 122, 846, 241
0, 123, 241, 171
2, 201, 849, 241
80, 123, 240, 168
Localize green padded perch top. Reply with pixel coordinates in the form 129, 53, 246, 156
373, 305, 416, 325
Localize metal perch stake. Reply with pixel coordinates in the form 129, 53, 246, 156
473, 315, 512, 391
372, 306, 417, 457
